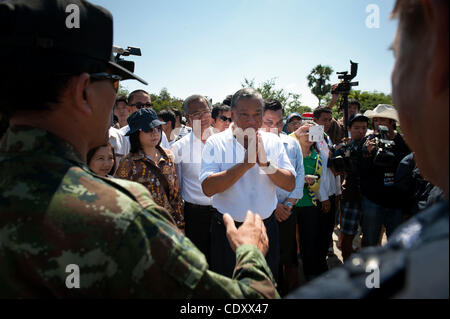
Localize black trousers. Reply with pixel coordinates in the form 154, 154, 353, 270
210, 211, 280, 281
184, 202, 215, 264
297, 201, 335, 282
278, 209, 298, 266
319, 195, 337, 270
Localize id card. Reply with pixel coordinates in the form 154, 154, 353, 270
309, 125, 324, 142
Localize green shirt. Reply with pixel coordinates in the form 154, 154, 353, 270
0, 126, 279, 299
296, 150, 320, 207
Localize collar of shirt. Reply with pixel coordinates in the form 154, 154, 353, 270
1, 125, 84, 166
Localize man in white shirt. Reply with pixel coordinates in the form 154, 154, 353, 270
200, 88, 296, 280
118, 90, 170, 156
171, 95, 215, 263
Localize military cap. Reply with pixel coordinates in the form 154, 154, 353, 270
0, 0, 147, 84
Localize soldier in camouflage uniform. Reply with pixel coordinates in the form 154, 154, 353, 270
0, 0, 279, 298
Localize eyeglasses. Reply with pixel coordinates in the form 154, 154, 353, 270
219, 115, 232, 123
288, 120, 302, 127
190, 110, 211, 120
130, 102, 153, 109
142, 126, 162, 133
90, 73, 121, 93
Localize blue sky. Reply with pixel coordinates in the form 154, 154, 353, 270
91, 0, 398, 108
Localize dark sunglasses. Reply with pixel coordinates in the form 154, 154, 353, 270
90, 73, 121, 93
219, 115, 232, 123
142, 126, 162, 133
130, 102, 153, 109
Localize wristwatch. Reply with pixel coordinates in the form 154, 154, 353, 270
261, 161, 277, 174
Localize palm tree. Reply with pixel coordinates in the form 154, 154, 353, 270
307, 65, 333, 106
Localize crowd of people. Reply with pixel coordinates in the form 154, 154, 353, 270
0, 0, 448, 299
85, 82, 442, 296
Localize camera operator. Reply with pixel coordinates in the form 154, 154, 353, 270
327, 84, 362, 145
360, 104, 411, 247
334, 114, 369, 261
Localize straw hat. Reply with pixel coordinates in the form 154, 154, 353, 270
364, 104, 399, 122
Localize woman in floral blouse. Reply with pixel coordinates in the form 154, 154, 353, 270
115, 108, 184, 230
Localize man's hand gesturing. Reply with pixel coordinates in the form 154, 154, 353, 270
223, 211, 269, 256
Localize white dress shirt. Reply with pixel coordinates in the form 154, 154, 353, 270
109, 127, 130, 166
171, 130, 214, 206
316, 135, 341, 201
199, 126, 296, 222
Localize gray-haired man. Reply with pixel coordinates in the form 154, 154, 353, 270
171, 95, 215, 263
200, 88, 296, 281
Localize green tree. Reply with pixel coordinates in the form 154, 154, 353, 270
325, 89, 393, 119
117, 84, 129, 98
241, 78, 306, 115
307, 65, 333, 106
150, 88, 183, 113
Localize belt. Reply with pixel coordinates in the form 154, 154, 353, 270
185, 201, 214, 209
214, 211, 275, 228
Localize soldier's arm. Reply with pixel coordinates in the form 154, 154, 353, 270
191, 244, 280, 299
111, 205, 279, 298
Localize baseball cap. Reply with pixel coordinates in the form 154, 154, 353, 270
286, 112, 302, 124
126, 108, 166, 136
0, 0, 147, 84
349, 113, 369, 126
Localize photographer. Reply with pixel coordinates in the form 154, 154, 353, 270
334, 114, 369, 261
327, 85, 362, 145
360, 104, 411, 247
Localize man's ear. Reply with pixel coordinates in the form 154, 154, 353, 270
427, 0, 449, 97
72, 73, 92, 116
231, 109, 237, 123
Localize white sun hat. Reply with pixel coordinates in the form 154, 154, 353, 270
364, 104, 399, 122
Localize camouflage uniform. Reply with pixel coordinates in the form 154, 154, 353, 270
0, 126, 279, 298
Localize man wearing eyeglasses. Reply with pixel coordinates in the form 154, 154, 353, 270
0, 0, 278, 299
171, 95, 215, 263
211, 104, 232, 133
119, 89, 171, 149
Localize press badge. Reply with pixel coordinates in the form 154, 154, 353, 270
309, 125, 324, 143
384, 172, 395, 186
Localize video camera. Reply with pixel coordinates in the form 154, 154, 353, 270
331, 61, 359, 95
331, 61, 359, 131
363, 125, 396, 167
113, 46, 142, 73
328, 140, 361, 174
